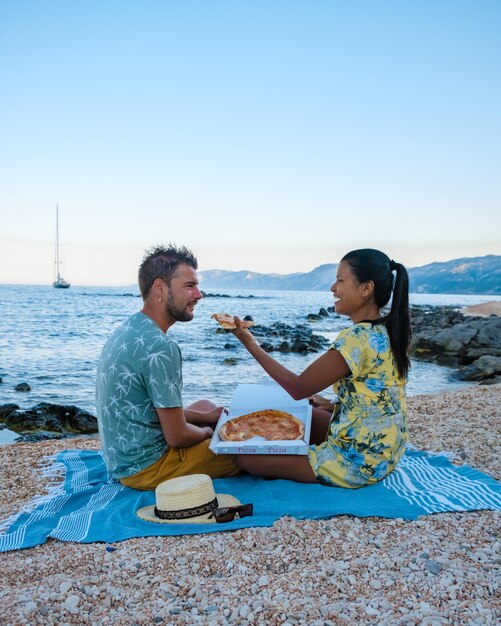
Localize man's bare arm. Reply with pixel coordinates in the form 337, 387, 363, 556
184, 405, 226, 426
157, 407, 213, 448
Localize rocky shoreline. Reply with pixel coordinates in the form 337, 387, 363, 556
0, 384, 499, 625
252, 302, 501, 383
303, 303, 501, 384
1, 302, 500, 441
410, 305, 501, 384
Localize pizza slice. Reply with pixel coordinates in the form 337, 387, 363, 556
211, 313, 254, 330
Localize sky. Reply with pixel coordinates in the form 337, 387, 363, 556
1, 0, 500, 286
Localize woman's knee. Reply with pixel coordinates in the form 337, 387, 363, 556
187, 399, 217, 411
235, 455, 260, 474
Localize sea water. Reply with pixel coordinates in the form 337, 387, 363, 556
0, 284, 499, 441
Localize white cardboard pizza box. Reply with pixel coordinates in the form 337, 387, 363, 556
209, 381, 312, 455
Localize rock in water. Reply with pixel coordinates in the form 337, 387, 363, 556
2, 402, 98, 434
411, 306, 501, 381
250, 322, 329, 354
455, 355, 501, 382
14, 382, 31, 392
0, 404, 19, 420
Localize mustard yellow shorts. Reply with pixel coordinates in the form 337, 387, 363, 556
120, 439, 241, 490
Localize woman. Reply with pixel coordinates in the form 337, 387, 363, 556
230, 248, 412, 487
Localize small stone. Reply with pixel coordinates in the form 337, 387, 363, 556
59, 581, 72, 594
294, 527, 307, 539
23, 601, 37, 613
365, 606, 379, 616
426, 560, 443, 575
334, 560, 350, 570
64, 595, 80, 614
258, 575, 269, 587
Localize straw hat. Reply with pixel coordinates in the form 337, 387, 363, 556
136, 474, 241, 524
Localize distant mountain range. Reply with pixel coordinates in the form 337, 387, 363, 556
199, 255, 501, 295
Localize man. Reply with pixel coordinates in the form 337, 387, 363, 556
96, 244, 240, 489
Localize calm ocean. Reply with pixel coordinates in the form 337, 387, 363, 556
1, 284, 499, 439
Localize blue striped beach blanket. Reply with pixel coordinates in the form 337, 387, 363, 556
1, 448, 500, 552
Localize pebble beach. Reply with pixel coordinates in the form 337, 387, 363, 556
1, 384, 500, 625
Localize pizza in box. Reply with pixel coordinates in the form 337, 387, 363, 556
218, 409, 305, 442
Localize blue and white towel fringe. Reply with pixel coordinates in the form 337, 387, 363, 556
0, 448, 500, 552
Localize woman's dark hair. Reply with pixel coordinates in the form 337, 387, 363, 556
138, 244, 198, 299
341, 248, 412, 379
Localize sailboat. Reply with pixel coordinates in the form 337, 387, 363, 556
53, 204, 70, 289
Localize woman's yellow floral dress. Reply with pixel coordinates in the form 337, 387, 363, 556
308, 322, 407, 488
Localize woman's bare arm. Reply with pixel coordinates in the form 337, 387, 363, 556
231, 318, 350, 400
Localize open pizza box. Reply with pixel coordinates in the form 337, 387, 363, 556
209, 381, 312, 455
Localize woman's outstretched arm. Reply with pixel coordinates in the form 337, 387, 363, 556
231, 317, 350, 400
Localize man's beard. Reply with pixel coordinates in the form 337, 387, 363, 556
165, 292, 195, 322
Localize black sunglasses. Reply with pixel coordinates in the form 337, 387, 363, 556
213, 503, 253, 523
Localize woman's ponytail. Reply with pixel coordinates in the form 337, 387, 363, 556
387, 262, 411, 379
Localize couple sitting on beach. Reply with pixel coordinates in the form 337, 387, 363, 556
96, 243, 411, 492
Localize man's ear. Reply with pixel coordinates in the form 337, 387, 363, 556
152, 278, 167, 302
